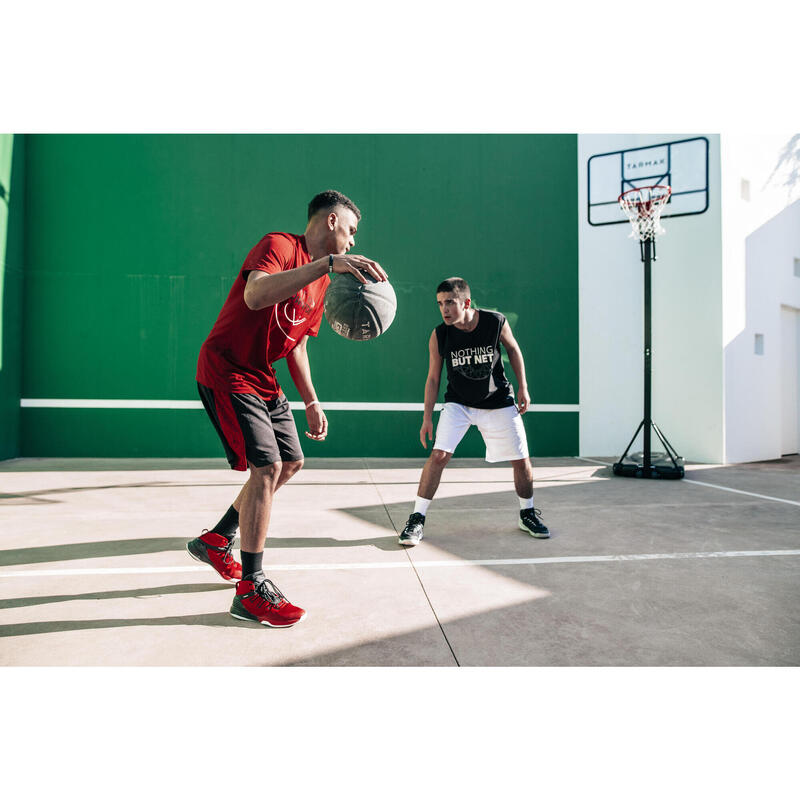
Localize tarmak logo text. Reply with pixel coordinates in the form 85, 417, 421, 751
627, 158, 666, 169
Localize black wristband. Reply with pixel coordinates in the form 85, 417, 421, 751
328, 254, 334, 272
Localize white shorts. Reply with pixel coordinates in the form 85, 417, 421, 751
433, 402, 530, 463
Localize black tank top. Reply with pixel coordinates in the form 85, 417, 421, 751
435, 310, 514, 409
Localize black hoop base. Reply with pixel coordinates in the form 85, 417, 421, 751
612, 420, 685, 480
612, 456, 685, 479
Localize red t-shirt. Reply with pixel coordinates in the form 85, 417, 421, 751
196, 232, 329, 400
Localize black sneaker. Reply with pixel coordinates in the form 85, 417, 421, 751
519, 508, 550, 538
399, 512, 425, 546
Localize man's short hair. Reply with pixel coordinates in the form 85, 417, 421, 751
307, 190, 361, 222
436, 277, 471, 300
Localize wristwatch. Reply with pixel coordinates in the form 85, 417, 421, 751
328, 254, 334, 272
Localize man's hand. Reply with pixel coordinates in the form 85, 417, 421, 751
331, 254, 388, 284
305, 403, 328, 441
420, 418, 434, 448
517, 387, 531, 414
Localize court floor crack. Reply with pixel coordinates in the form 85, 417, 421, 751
364, 461, 460, 666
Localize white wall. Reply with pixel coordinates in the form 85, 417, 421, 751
578, 134, 724, 463
721, 134, 800, 348
724, 199, 800, 462
780, 306, 799, 455
721, 133, 800, 463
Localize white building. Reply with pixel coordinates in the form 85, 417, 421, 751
577, 133, 800, 464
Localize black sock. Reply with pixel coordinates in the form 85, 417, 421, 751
241, 551, 264, 583
211, 505, 239, 540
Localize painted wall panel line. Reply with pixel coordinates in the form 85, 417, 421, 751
20, 398, 579, 412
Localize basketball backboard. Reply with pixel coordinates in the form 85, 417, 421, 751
588, 136, 709, 226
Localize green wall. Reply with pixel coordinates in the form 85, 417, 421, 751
0, 134, 25, 460
20, 134, 578, 458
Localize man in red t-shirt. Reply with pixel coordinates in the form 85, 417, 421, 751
188, 190, 387, 627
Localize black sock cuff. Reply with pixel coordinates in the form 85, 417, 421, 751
241, 550, 263, 581
213, 505, 240, 540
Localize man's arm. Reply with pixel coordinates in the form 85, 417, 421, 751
499, 321, 531, 414
420, 330, 444, 448
285, 336, 327, 441
244, 253, 388, 311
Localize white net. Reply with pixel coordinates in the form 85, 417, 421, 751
618, 185, 672, 240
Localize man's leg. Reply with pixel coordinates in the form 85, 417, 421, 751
188, 461, 303, 580
230, 393, 309, 626
511, 457, 533, 501
399, 449, 453, 546
229, 395, 304, 551
238, 461, 282, 577
477, 406, 549, 539
231, 483, 247, 512
231, 458, 303, 514
230, 459, 306, 627
275, 459, 304, 491
418, 449, 453, 500
188, 384, 249, 580
189, 459, 299, 582
399, 403, 471, 547
511, 457, 549, 538
189, 389, 307, 600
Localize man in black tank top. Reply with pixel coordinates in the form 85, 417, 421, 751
398, 277, 549, 546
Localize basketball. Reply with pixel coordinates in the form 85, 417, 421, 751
324, 271, 397, 341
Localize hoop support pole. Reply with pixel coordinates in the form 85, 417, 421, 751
612, 231, 684, 480
643, 237, 652, 474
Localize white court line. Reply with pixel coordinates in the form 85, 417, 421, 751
574, 456, 614, 466
1, 549, 799, 579
575, 456, 800, 507
682, 480, 800, 507
20, 399, 579, 412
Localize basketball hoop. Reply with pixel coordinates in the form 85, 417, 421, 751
612, 181, 685, 480
618, 185, 672, 241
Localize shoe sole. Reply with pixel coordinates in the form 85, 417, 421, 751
186, 542, 239, 582
518, 519, 550, 538
230, 610, 306, 628
398, 537, 421, 546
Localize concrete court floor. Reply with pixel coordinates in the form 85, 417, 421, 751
0, 455, 798, 667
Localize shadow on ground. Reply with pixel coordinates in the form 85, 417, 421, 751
0, 612, 241, 638
0, 582, 231, 610
0, 537, 193, 566
0, 533, 400, 568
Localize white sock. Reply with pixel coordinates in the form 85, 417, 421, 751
414, 496, 431, 516
518, 496, 534, 510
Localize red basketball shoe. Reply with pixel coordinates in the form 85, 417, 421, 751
230, 578, 306, 627
186, 531, 242, 582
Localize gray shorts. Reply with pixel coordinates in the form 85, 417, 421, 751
197, 382, 304, 471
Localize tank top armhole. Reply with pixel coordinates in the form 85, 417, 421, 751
435, 324, 446, 357
492, 311, 505, 349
